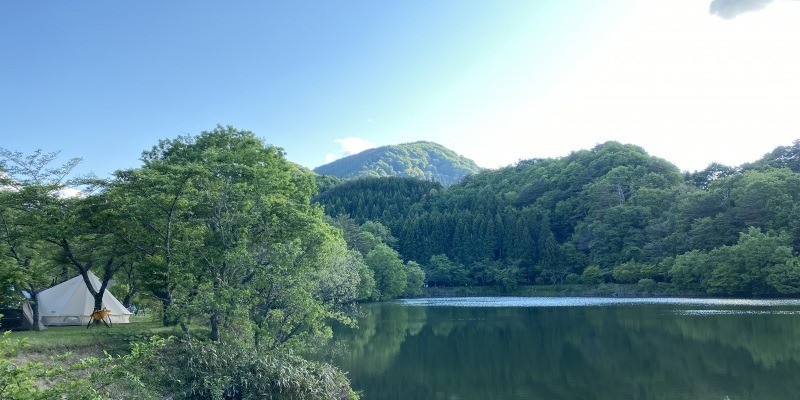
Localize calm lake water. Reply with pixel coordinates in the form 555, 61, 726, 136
332, 297, 800, 400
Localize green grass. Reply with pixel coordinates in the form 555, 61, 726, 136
7, 315, 181, 354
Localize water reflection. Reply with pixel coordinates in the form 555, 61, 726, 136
399, 296, 800, 308
334, 298, 800, 400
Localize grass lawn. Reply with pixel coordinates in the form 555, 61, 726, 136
6, 315, 182, 356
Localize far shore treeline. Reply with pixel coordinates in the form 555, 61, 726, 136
316, 139, 800, 297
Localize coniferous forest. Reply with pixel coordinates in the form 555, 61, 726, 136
316, 140, 800, 297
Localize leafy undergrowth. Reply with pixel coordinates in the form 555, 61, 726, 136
3, 317, 357, 399
6, 316, 179, 356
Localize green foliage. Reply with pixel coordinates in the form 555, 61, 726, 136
317, 141, 685, 270
314, 174, 344, 193
491, 264, 524, 291
315, 177, 442, 234
0, 148, 84, 326
111, 126, 364, 351
685, 162, 737, 189
670, 228, 795, 296
365, 244, 408, 300
742, 139, 800, 173
581, 266, 604, 285
404, 261, 425, 296
612, 261, 644, 284
317, 244, 373, 304
326, 214, 396, 257
323, 215, 421, 300
637, 278, 657, 290
565, 273, 581, 284
146, 340, 356, 400
315, 139, 800, 296
766, 259, 800, 295
4, 127, 362, 396
425, 254, 469, 287
314, 141, 481, 186
0, 330, 164, 400
0, 257, 25, 306
0, 331, 41, 400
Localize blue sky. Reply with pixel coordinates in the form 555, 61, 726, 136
2, 1, 800, 177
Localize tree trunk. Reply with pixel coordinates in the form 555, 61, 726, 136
210, 311, 221, 342
94, 291, 104, 312
29, 292, 41, 331
180, 322, 192, 343
122, 288, 136, 309
90, 290, 105, 326
160, 295, 177, 326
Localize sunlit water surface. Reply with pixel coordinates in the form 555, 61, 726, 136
332, 297, 800, 400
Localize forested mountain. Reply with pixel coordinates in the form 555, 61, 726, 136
315, 140, 800, 296
313, 141, 481, 186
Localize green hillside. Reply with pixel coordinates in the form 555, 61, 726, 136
315, 140, 800, 296
313, 141, 481, 186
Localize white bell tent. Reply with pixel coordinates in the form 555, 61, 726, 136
36, 271, 133, 326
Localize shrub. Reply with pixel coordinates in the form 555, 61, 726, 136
146, 340, 357, 400
581, 266, 604, 284
767, 258, 800, 295
637, 278, 657, 290
565, 273, 581, 285
0, 330, 160, 400
492, 265, 524, 292
612, 261, 642, 284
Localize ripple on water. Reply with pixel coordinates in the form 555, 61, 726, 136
675, 309, 800, 315
396, 297, 800, 308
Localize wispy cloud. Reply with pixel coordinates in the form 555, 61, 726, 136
323, 137, 377, 163
709, 0, 794, 19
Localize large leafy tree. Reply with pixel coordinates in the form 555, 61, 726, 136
0, 149, 80, 329
48, 191, 139, 318
1, 149, 137, 325
366, 243, 408, 300
136, 126, 364, 346
105, 158, 200, 325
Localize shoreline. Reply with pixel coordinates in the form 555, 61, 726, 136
414, 283, 713, 299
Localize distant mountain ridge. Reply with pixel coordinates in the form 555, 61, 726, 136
313, 141, 481, 186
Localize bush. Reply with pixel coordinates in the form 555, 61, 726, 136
581, 266, 604, 284
146, 340, 357, 400
565, 273, 581, 284
491, 265, 524, 292
612, 261, 642, 283
0, 331, 160, 400
637, 278, 657, 290
767, 258, 800, 295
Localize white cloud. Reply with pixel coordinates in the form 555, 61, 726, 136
441, 1, 800, 172
323, 137, 377, 163
336, 137, 376, 156
710, 0, 775, 19
57, 186, 84, 199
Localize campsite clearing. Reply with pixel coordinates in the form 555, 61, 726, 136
6, 315, 177, 356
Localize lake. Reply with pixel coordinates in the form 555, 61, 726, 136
332, 297, 800, 400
